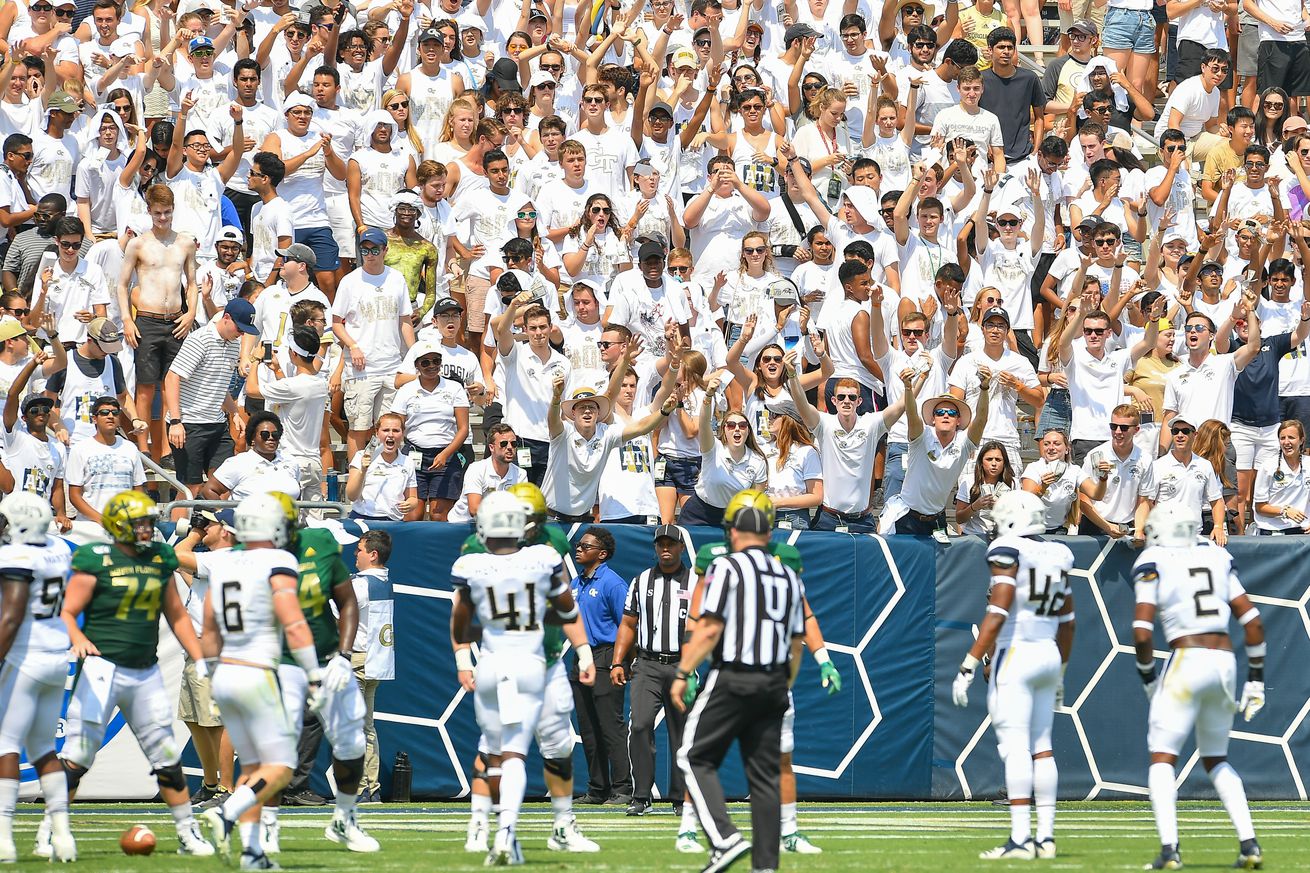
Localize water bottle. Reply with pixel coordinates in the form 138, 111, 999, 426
326, 470, 340, 503
391, 751, 412, 803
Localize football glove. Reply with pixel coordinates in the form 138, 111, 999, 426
321, 653, 353, 694
306, 667, 326, 713
819, 661, 842, 695
1239, 680, 1265, 722
952, 667, 975, 708
1137, 660, 1158, 699
681, 671, 700, 707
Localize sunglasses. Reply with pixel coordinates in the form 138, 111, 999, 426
1093, 238, 1118, 247
1265, 100, 1285, 109
94, 408, 121, 417
724, 420, 749, 430
359, 245, 384, 255
7, 307, 28, 316
759, 355, 784, 363
191, 47, 214, 57
904, 5, 926, 14
387, 100, 410, 109
496, 439, 519, 449
589, 206, 612, 215
933, 407, 960, 418
740, 104, 764, 112
669, 265, 691, 273
913, 40, 936, 49
582, 96, 607, 104
53, 7, 74, 16
1083, 326, 1108, 335
996, 218, 1020, 228
743, 246, 767, 255
515, 210, 538, 220
694, 38, 711, 47
57, 239, 81, 250
537, 81, 557, 89
1245, 161, 1267, 169
802, 82, 823, 90
541, 63, 563, 72
901, 328, 925, 337
416, 357, 442, 367
30, 2, 53, 10
1171, 426, 1194, 435
834, 393, 860, 402
1109, 422, 1135, 431
256, 429, 283, 439
501, 106, 525, 115
595, 340, 622, 349
1184, 324, 1208, 333
1163, 144, 1184, 153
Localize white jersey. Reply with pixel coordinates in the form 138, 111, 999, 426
450, 544, 566, 658
0, 539, 72, 656
205, 547, 300, 668
1132, 541, 1243, 643
985, 534, 1075, 648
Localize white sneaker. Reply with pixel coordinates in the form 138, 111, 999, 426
0, 835, 16, 863
484, 828, 523, 867
262, 819, 281, 854
465, 817, 489, 853
676, 832, 705, 853
32, 818, 50, 858
980, 838, 1037, 860
49, 830, 76, 863
1035, 838, 1056, 859
782, 832, 822, 854
547, 820, 599, 853
325, 813, 381, 853
202, 808, 234, 860
178, 822, 216, 856
239, 850, 281, 870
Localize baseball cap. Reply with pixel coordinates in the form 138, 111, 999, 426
276, 242, 317, 268
671, 47, 699, 69
647, 101, 674, 119
784, 23, 822, 45
391, 190, 424, 212
981, 306, 1010, 326
0, 317, 26, 342
490, 58, 521, 93
126, 214, 151, 236
188, 36, 215, 53
21, 394, 54, 415
217, 225, 243, 244
47, 91, 79, 114
637, 240, 666, 262
1069, 18, 1099, 37
223, 298, 260, 336
1076, 216, 1100, 231
1198, 260, 1223, 274
358, 227, 388, 247
653, 524, 685, 542
1169, 414, 1197, 429
109, 37, 137, 58
455, 11, 485, 33
1283, 115, 1308, 136
416, 24, 443, 43
88, 317, 123, 352
529, 70, 555, 89
527, 5, 549, 20
199, 507, 237, 532
432, 297, 464, 315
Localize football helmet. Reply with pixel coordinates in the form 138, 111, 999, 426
0, 492, 52, 545
235, 493, 291, 547
477, 491, 528, 545
102, 490, 159, 547
991, 491, 1046, 538
266, 491, 301, 545
507, 482, 547, 542
723, 488, 774, 533
1144, 503, 1200, 548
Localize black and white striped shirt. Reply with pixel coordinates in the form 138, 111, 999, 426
623, 565, 693, 655
701, 546, 805, 668
168, 322, 241, 425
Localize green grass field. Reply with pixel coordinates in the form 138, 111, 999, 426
8, 801, 1310, 871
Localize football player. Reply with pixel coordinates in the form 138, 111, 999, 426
1133, 503, 1265, 871
449, 490, 596, 867
952, 490, 1075, 860
0, 494, 76, 862
56, 491, 214, 857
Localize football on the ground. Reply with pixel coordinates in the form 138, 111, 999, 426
120, 824, 156, 855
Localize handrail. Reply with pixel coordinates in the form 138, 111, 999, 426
138, 449, 193, 503
167, 498, 355, 518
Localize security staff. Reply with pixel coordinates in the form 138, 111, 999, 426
611, 525, 693, 818
672, 492, 805, 873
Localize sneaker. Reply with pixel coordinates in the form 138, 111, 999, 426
239, 850, 281, 870
781, 833, 822, 854
980, 838, 1037, 860
191, 783, 221, 805
360, 788, 383, 805
0, 836, 16, 863
604, 794, 632, 807
626, 798, 652, 817
178, 822, 216, 856
1233, 838, 1262, 869
284, 790, 329, 806
325, 813, 381, 853
547, 821, 599, 853
484, 828, 523, 867
33, 818, 51, 858
676, 832, 705, 854
702, 839, 751, 873
1145, 844, 1183, 870
1035, 838, 1057, 859
197, 786, 231, 811
465, 817, 489, 853
575, 793, 607, 805
262, 819, 281, 854
49, 830, 76, 864
202, 808, 234, 860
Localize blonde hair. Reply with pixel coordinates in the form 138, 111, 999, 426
383, 88, 423, 154
806, 87, 846, 125
680, 350, 708, 391
771, 414, 815, 472
1194, 420, 1233, 490
738, 230, 774, 275
439, 96, 479, 146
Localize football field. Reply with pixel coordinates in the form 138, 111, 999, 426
8, 801, 1310, 871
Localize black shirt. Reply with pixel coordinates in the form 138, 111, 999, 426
980, 67, 1047, 162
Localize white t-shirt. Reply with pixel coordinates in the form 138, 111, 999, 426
814, 412, 887, 513
1021, 457, 1087, 530
65, 436, 145, 514
1081, 441, 1146, 525
1252, 455, 1310, 531
598, 408, 660, 521
929, 105, 1004, 154
258, 371, 329, 460
501, 342, 571, 442
949, 348, 1040, 444
1066, 346, 1133, 441
249, 197, 295, 284
446, 457, 525, 524
570, 127, 639, 197
1157, 75, 1220, 139
1, 425, 65, 501
901, 430, 976, 515
254, 283, 331, 351
1163, 353, 1240, 427
348, 449, 417, 520
386, 376, 469, 447
40, 259, 111, 344
211, 450, 302, 501
765, 442, 822, 502
543, 420, 626, 515
331, 266, 414, 379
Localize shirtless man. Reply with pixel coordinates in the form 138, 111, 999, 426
117, 185, 200, 462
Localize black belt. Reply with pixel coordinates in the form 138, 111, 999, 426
820, 505, 870, 522
717, 661, 785, 674
906, 508, 944, 522
638, 650, 680, 665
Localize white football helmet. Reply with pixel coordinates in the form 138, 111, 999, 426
1144, 503, 1200, 548
234, 493, 291, 547
0, 492, 52, 545
476, 491, 527, 545
991, 491, 1046, 538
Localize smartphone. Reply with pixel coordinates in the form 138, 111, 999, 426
262, 341, 273, 363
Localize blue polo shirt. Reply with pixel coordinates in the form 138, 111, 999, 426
572, 562, 628, 646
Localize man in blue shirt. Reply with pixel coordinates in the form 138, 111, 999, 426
569, 526, 633, 806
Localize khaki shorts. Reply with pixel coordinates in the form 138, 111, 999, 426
465, 276, 491, 334
343, 375, 396, 432
1058, 0, 1107, 32
177, 659, 222, 727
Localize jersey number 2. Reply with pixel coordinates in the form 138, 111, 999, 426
1189, 567, 1221, 618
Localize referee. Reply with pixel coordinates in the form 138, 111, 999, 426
672, 495, 805, 873
611, 525, 693, 818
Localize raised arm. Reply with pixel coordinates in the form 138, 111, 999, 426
698, 374, 721, 454
966, 367, 992, 445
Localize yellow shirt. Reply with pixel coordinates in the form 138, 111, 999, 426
959, 6, 1008, 71
1202, 141, 1246, 188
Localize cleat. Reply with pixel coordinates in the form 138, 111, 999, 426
33, 818, 50, 858
203, 807, 235, 860
484, 827, 523, 867
178, 822, 216, 856
191, 783, 220, 805
262, 819, 281, 854
0, 837, 14, 863
980, 838, 1037, 860
1145, 844, 1183, 870
197, 786, 231, 811
239, 850, 281, 870
1035, 838, 1057, 859
781, 832, 822, 854
547, 820, 599, 853
1233, 838, 1262, 869
49, 831, 76, 863
626, 798, 651, 816
325, 814, 381, 853
676, 832, 705, 853
465, 817, 489, 853
702, 838, 751, 873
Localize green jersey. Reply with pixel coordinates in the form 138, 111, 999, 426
694, 540, 803, 576
461, 526, 572, 662
72, 541, 180, 669
278, 527, 351, 666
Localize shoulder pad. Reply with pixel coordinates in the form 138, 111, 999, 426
694, 542, 727, 574
1132, 562, 1159, 584
770, 542, 804, 573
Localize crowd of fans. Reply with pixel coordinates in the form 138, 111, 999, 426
0, 0, 1307, 541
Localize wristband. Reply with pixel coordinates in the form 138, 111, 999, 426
1238, 608, 1261, 626
1132, 620, 1154, 632
455, 647, 475, 672
812, 647, 831, 665
675, 668, 691, 680
1136, 660, 1155, 675
1246, 641, 1266, 660
291, 644, 320, 674
1058, 612, 1075, 624
961, 653, 980, 673
986, 604, 1009, 617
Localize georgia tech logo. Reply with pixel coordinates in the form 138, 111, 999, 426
380, 623, 394, 647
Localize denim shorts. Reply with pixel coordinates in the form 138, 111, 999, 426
655, 455, 701, 495
1102, 6, 1157, 54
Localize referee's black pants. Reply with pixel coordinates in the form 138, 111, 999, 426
570, 644, 633, 799
627, 657, 686, 803
678, 666, 788, 870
